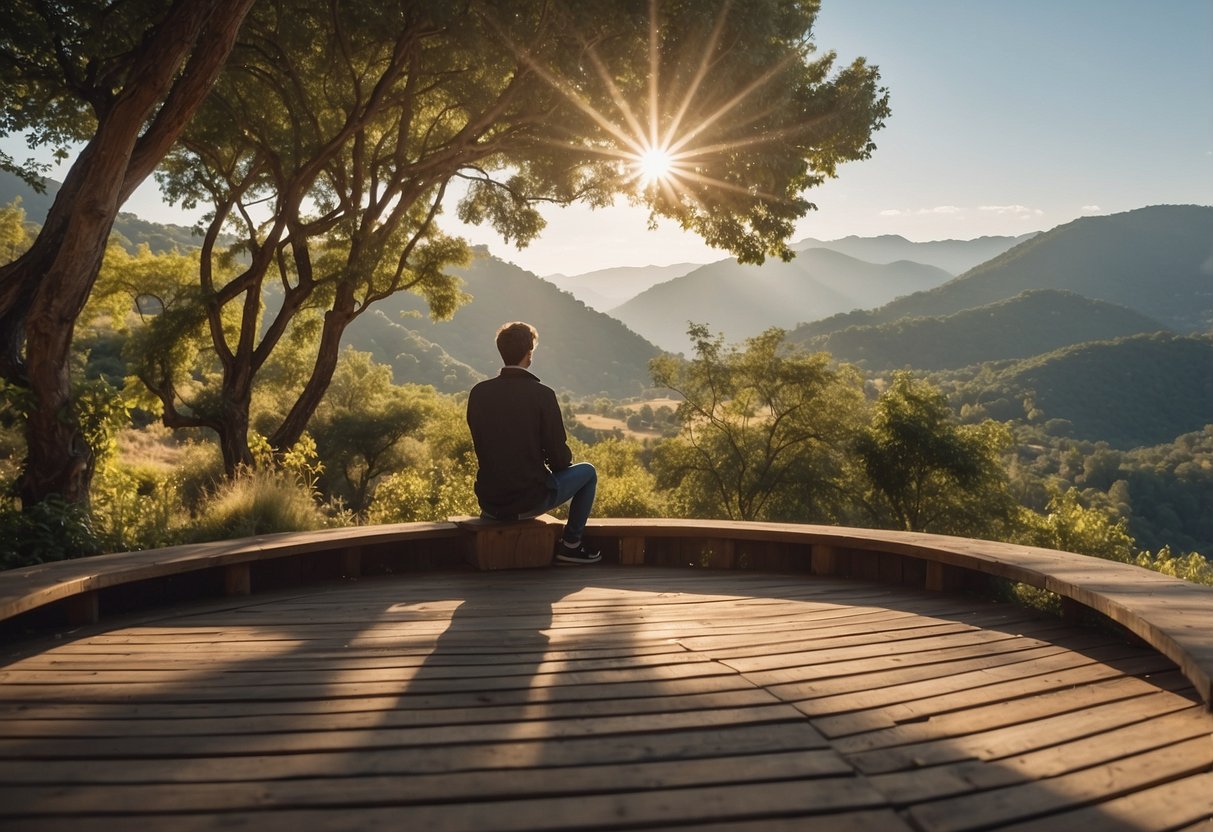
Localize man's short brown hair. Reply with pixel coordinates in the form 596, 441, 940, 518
496, 321, 538, 366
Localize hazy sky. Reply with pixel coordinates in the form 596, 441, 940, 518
7, 0, 1211, 277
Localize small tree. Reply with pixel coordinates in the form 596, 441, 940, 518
651, 324, 863, 521
310, 350, 434, 513
855, 371, 1018, 536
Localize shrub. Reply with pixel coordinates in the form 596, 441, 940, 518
366, 464, 477, 523
186, 467, 327, 542
0, 496, 101, 570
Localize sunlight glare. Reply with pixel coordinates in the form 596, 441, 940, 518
638, 146, 674, 185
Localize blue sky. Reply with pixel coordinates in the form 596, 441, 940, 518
6, 0, 1211, 276
462, 0, 1213, 274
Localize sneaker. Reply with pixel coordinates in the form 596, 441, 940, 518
555, 540, 602, 564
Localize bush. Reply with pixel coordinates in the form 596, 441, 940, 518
0, 496, 101, 570
366, 464, 477, 523
90, 462, 186, 553
186, 467, 327, 542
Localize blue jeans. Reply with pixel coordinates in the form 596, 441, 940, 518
536, 463, 597, 542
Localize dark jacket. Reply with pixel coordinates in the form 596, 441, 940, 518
466, 367, 572, 518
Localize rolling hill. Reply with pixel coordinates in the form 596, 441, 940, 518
344, 248, 661, 397
953, 332, 1213, 449
797, 289, 1170, 371
793, 205, 1213, 341
611, 248, 953, 353
0, 169, 207, 254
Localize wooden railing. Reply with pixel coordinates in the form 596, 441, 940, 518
2, 517, 1211, 708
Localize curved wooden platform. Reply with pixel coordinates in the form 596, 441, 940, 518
4, 519, 1212, 709
2, 567, 1210, 831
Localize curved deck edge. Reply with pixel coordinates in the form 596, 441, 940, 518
2, 517, 1210, 708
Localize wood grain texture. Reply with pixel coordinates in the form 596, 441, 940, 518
2, 568, 1210, 830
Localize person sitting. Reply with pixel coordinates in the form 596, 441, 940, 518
466, 321, 601, 564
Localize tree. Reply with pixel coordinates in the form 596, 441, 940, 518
310, 350, 435, 513
142, 0, 888, 476
651, 324, 863, 521
0, 0, 256, 506
855, 371, 1018, 536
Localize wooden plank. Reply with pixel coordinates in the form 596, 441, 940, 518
0, 749, 853, 816
0, 720, 832, 785
0, 688, 785, 739
1, 778, 890, 831
991, 772, 1213, 832
905, 736, 1213, 832
832, 669, 1195, 756
791, 646, 1172, 730
862, 699, 1208, 795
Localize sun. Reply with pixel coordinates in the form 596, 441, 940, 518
637, 145, 674, 185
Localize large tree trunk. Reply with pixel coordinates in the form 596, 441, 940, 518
0, 0, 254, 507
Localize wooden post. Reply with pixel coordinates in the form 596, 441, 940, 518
811, 544, 839, 576
66, 591, 99, 626
342, 547, 362, 579
925, 561, 964, 592
620, 537, 645, 566
224, 563, 251, 596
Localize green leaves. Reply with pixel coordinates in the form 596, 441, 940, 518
652, 324, 861, 521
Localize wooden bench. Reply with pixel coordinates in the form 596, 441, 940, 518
2, 517, 1211, 709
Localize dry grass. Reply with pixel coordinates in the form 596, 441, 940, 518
116, 426, 189, 469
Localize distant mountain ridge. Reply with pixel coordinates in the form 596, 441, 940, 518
543, 263, 700, 312
793, 232, 1036, 275
796, 289, 1170, 371
794, 205, 1213, 341
611, 248, 953, 353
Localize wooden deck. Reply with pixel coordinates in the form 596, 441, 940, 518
2, 567, 1210, 831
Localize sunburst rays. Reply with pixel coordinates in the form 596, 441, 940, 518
490, 0, 809, 207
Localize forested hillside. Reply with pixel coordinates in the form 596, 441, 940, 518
797, 289, 1169, 371
344, 249, 661, 397
0, 170, 208, 254
793, 205, 1213, 340
950, 332, 1213, 449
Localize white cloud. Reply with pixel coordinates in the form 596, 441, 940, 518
919, 205, 961, 215
1081, 204, 1102, 213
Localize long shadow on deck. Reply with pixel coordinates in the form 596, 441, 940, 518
0, 567, 1209, 830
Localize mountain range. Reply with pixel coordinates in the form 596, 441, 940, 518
610, 249, 956, 353
952, 332, 1213, 450
6, 168, 1212, 432
792, 232, 1037, 274
343, 249, 661, 398
794, 205, 1213, 341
